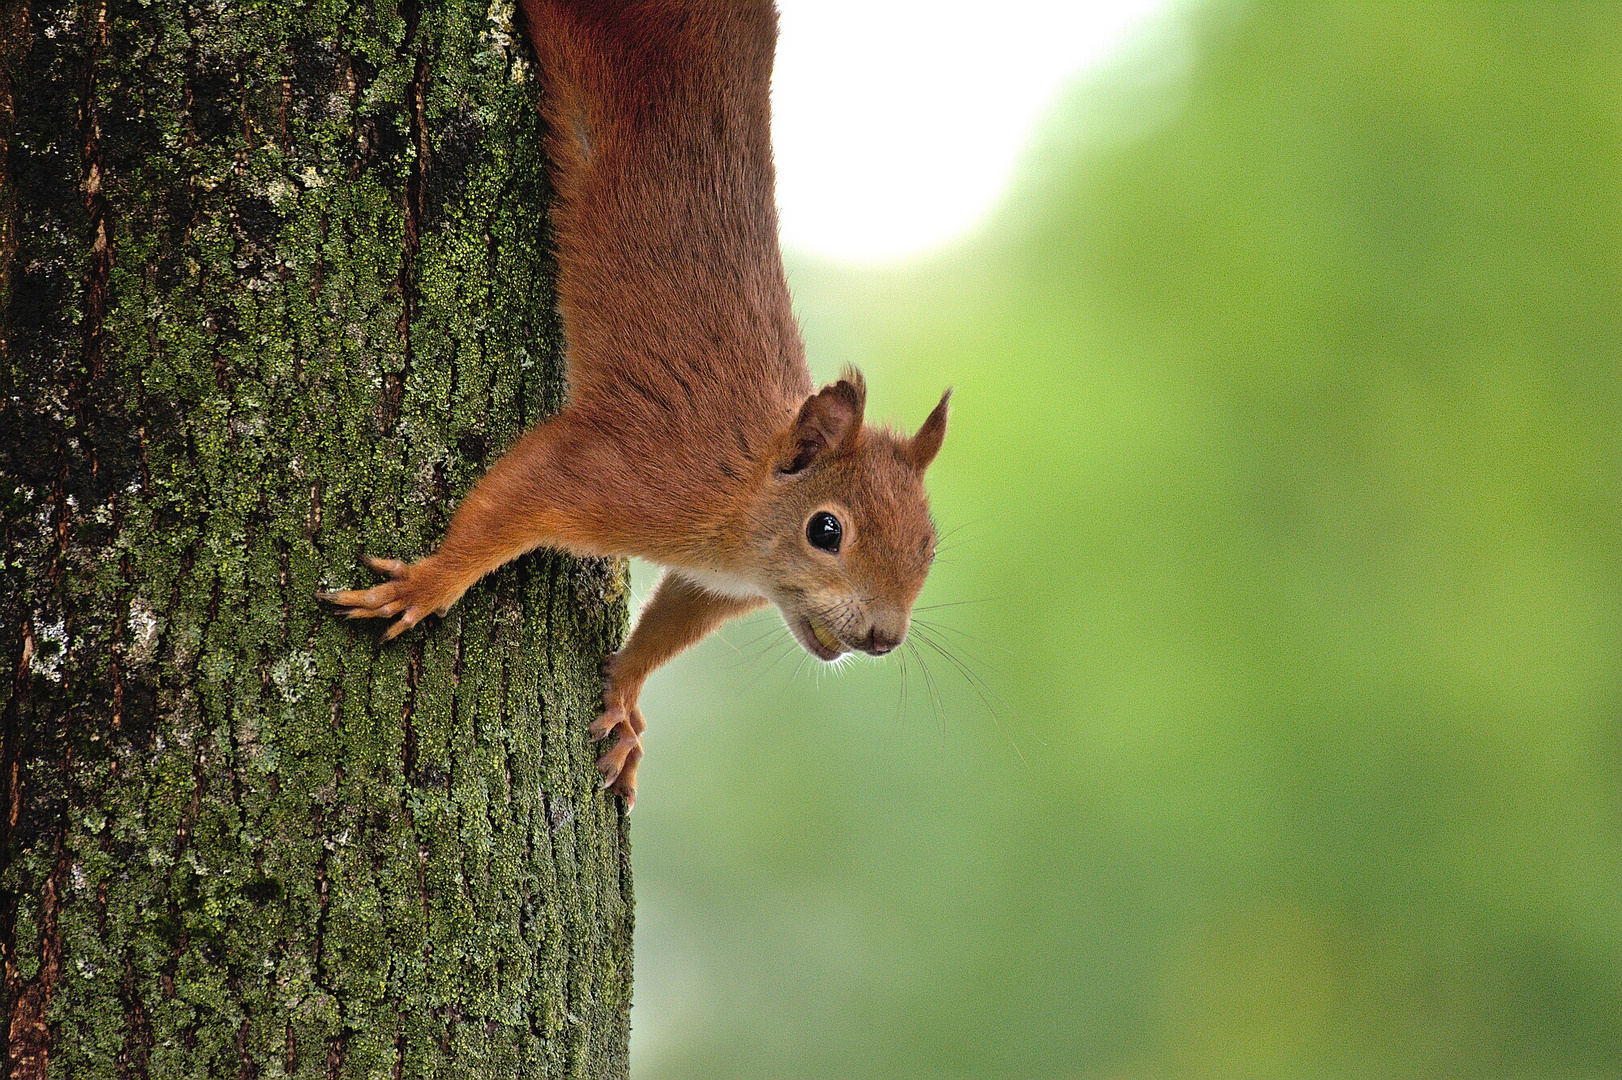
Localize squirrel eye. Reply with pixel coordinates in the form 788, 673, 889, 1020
806, 511, 842, 553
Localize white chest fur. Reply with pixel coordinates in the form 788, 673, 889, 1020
674, 567, 766, 601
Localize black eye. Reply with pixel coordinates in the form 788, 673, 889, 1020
806, 511, 842, 553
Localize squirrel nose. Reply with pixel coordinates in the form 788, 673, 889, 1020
863, 628, 900, 656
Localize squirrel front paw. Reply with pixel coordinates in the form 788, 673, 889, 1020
591, 703, 644, 810
591, 657, 646, 810
316, 556, 454, 640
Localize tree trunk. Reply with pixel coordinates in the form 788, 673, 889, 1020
0, 0, 633, 1075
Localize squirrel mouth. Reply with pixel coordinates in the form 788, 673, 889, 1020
802, 615, 845, 659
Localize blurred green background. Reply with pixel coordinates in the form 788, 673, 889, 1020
628, 4, 1622, 1077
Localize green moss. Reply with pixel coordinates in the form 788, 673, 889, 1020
0, 0, 630, 1075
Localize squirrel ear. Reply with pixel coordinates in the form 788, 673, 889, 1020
782, 370, 866, 474
907, 389, 951, 472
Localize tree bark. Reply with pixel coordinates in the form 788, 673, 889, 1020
0, 0, 633, 1075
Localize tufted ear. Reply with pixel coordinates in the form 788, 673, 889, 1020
907, 388, 950, 472
781, 369, 866, 475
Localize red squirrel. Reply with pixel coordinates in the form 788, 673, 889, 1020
319, 0, 949, 808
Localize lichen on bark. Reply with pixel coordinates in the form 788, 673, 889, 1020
0, 0, 633, 1076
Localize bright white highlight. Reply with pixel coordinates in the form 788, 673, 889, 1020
771, 0, 1171, 263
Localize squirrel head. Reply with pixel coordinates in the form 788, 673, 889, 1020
749, 368, 950, 661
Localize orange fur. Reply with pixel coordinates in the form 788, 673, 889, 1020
318, 0, 950, 808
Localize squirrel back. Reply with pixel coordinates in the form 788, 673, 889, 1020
518, 0, 808, 439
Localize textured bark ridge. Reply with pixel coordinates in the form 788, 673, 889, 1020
0, 0, 633, 1076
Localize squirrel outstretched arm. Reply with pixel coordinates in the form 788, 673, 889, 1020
320, 0, 949, 809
